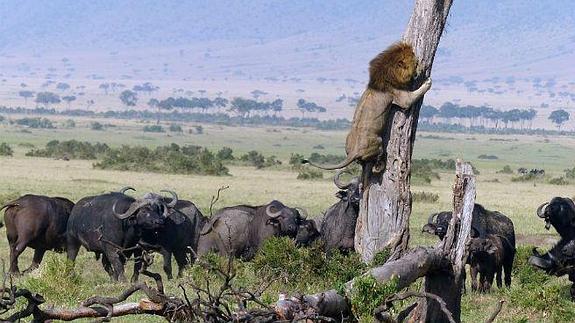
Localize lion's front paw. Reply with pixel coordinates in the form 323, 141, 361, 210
423, 78, 432, 90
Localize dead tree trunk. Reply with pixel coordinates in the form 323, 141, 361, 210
277, 162, 476, 322
355, 0, 454, 263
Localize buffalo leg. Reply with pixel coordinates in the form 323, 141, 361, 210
24, 248, 46, 273
130, 249, 143, 283
9, 239, 30, 274
470, 267, 478, 292
503, 257, 513, 287
101, 255, 114, 278
173, 250, 189, 278
569, 273, 575, 301
66, 236, 81, 262
106, 250, 126, 282
161, 249, 173, 280
495, 267, 503, 289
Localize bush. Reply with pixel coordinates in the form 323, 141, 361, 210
565, 167, 575, 179
0, 143, 13, 156
143, 125, 164, 132
15, 117, 55, 129
512, 173, 543, 182
216, 147, 235, 160
497, 165, 514, 174
297, 167, 323, 180
62, 119, 76, 128
94, 144, 229, 176
253, 237, 365, 291
26, 140, 110, 160
412, 191, 439, 203
350, 274, 399, 321
21, 255, 83, 305
307, 152, 345, 165
239, 150, 281, 169
478, 154, 498, 160
548, 177, 569, 185
90, 121, 104, 130
169, 124, 183, 132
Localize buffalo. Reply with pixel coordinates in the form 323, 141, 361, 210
422, 204, 516, 248
2, 194, 75, 274
422, 203, 516, 292
295, 218, 320, 247
468, 234, 515, 292
66, 190, 177, 281
136, 191, 207, 280
197, 200, 300, 259
319, 170, 361, 253
529, 197, 575, 299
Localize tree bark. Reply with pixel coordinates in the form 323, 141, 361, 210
276, 162, 475, 322
355, 0, 454, 263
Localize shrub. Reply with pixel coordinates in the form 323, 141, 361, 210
565, 167, 575, 179
307, 152, 345, 165
478, 154, 498, 160
26, 140, 110, 160
512, 173, 543, 182
90, 121, 104, 130
548, 177, 569, 185
15, 117, 55, 128
239, 150, 281, 169
216, 147, 235, 160
297, 167, 323, 180
0, 115, 4, 122
62, 119, 76, 128
143, 125, 164, 132
21, 255, 83, 305
94, 144, 229, 176
289, 153, 305, 168
497, 165, 514, 174
0, 143, 13, 156
350, 274, 399, 321
412, 191, 439, 203
169, 124, 183, 132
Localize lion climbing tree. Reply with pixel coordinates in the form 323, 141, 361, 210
355, 0, 454, 262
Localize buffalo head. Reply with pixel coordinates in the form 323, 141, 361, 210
295, 218, 320, 247
113, 190, 178, 230
422, 211, 452, 240
536, 197, 575, 237
334, 170, 361, 205
264, 200, 300, 238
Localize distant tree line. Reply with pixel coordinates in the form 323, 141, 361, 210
420, 102, 539, 129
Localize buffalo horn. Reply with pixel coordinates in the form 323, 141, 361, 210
118, 186, 136, 194
113, 199, 150, 219
160, 190, 178, 208
536, 202, 549, 218
265, 204, 282, 218
333, 170, 352, 190
295, 207, 308, 219
427, 212, 438, 224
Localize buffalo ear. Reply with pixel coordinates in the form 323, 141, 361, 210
422, 224, 436, 235
486, 241, 497, 255
169, 211, 187, 225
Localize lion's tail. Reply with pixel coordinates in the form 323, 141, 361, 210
301, 155, 357, 171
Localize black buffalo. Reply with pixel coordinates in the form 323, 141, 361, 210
529, 197, 575, 299
66, 190, 176, 281
197, 200, 300, 259
319, 171, 361, 253
422, 204, 516, 292
422, 204, 516, 248
136, 192, 207, 280
295, 218, 320, 247
2, 194, 75, 274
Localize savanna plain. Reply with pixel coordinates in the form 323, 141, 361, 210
1, 114, 575, 322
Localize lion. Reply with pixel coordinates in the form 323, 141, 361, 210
303, 42, 431, 174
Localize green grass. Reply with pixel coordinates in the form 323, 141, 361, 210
1, 115, 575, 321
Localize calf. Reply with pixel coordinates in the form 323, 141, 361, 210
468, 234, 514, 293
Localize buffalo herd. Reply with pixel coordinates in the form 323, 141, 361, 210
2, 172, 575, 298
